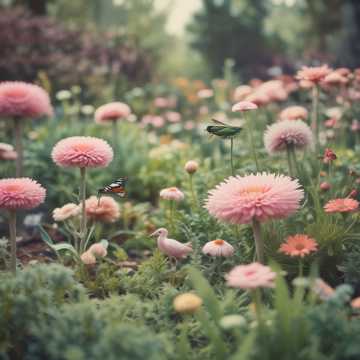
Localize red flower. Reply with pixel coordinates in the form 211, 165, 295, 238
322, 148, 337, 164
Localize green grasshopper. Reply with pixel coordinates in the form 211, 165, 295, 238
206, 118, 243, 139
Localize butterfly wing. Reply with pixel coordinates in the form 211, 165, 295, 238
98, 177, 127, 197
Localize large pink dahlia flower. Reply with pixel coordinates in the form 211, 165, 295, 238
264, 120, 313, 154
94, 102, 131, 124
0, 178, 46, 210
0, 81, 53, 118
205, 173, 303, 224
52, 136, 113, 168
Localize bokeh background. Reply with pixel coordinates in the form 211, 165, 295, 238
1, 0, 360, 100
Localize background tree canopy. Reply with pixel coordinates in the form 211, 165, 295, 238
1, 0, 360, 85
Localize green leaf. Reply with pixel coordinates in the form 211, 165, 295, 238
38, 225, 54, 246
52, 243, 78, 258
187, 266, 222, 322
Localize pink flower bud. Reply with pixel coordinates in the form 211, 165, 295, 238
184, 160, 199, 174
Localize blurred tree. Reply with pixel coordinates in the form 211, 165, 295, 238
187, 0, 272, 79
0, 7, 153, 98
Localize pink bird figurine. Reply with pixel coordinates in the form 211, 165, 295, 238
150, 228, 192, 260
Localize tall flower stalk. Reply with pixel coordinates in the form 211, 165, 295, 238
311, 84, 320, 154
0, 178, 46, 275
79, 167, 87, 253
252, 219, 264, 263
52, 136, 114, 252
232, 101, 260, 171
13, 117, 23, 177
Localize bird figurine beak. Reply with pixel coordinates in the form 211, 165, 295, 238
150, 231, 157, 237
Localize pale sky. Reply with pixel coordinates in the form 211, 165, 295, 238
155, 0, 202, 35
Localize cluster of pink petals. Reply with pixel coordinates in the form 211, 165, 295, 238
351, 120, 360, 132
94, 102, 131, 124
52, 136, 113, 168
197, 89, 214, 99
0, 143, 17, 160
205, 173, 303, 224
80, 251, 96, 265
165, 111, 181, 123
153, 97, 176, 108
52, 203, 80, 222
324, 198, 359, 213
257, 80, 288, 102
233, 85, 253, 102
264, 120, 313, 154
232, 101, 258, 112
226, 262, 276, 289
313, 279, 335, 300
0, 178, 46, 210
202, 239, 234, 257
85, 195, 120, 223
323, 71, 349, 86
279, 106, 308, 121
0, 81, 53, 118
160, 187, 184, 201
88, 242, 107, 257
141, 115, 165, 128
279, 234, 318, 258
296, 65, 332, 84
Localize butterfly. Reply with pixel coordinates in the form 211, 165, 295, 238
206, 118, 243, 139
97, 177, 128, 203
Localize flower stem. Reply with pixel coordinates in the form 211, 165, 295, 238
9, 210, 17, 274
311, 85, 320, 154
252, 219, 264, 263
299, 259, 304, 277
79, 167, 87, 253
245, 112, 260, 172
230, 137, 235, 176
189, 174, 198, 209
286, 144, 295, 177
112, 120, 119, 155
14, 117, 23, 177
251, 289, 262, 323
169, 200, 175, 234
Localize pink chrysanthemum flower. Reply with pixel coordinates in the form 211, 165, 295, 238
85, 195, 120, 223
52, 203, 80, 222
88, 243, 107, 257
226, 262, 276, 289
205, 173, 303, 224
0, 143, 17, 160
233, 85, 253, 102
324, 198, 359, 213
0, 178, 46, 210
279, 234, 318, 257
80, 251, 96, 265
165, 111, 181, 123
257, 80, 288, 102
232, 101, 258, 112
202, 239, 234, 257
279, 106, 308, 121
94, 102, 131, 124
244, 90, 270, 107
313, 278, 335, 300
160, 187, 185, 201
0, 81, 53, 118
52, 136, 113, 168
323, 72, 348, 86
296, 65, 332, 84
264, 120, 313, 154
